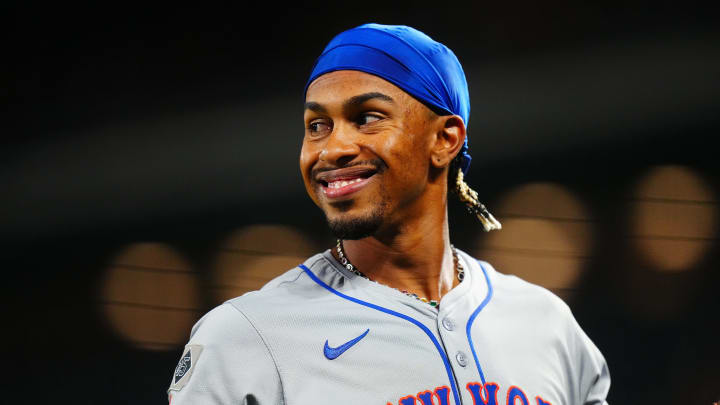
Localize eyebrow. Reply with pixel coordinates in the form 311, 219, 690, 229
304, 92, 395, 114
304, 101, 327, 114
343, 92, 394, 111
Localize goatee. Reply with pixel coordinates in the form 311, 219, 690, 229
326, 210, 384, 240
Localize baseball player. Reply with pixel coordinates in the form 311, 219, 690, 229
167, 23, 610, 404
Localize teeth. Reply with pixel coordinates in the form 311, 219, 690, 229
328, 178, 364, 188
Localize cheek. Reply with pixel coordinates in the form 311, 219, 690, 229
299, 142, 314, 171
381, 130, 427, 171
299, 144, 317, 188
375, 137, 426, 194
299, 157, 321, 206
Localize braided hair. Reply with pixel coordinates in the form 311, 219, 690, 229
423, 106, 501, 232
447, 154, 502, 232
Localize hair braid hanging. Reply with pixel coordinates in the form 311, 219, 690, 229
452, 165, 502, 232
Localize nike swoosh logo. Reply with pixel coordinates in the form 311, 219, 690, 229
323, 328, 370, 360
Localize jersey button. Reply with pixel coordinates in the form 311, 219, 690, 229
442, 318, 455, 331
455, 351, 468, 367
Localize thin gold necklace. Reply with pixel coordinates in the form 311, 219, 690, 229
335, 239, 464, 308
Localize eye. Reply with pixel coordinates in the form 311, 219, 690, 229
307, 120, 332, 135
356, 113, 382, 126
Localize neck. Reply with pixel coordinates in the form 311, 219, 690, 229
333, 209, 458, 303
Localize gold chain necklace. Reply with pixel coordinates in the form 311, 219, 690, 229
335, 239, 464, 308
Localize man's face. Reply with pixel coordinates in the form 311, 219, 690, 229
300, 70, 439, 240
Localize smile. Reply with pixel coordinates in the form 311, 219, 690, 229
315, 166, 378, 199
321, 175, 373, 198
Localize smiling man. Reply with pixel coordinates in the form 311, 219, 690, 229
167, 24, 610, 404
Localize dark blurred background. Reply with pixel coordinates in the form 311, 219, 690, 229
3, 2, 719, 404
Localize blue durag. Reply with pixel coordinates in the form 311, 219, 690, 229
305, 23, 472, 175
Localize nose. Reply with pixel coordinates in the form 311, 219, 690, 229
319, 123, 360, 167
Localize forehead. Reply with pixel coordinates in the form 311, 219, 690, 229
305, 70, 413, 104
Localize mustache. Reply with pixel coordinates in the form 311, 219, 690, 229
311, 158, 387, 179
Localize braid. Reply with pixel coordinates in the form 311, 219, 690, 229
449, 157, 502, 232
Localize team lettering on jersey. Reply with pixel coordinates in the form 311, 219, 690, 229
388, 382, 552, 405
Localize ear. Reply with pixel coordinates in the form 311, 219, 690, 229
429, 115, 466, 169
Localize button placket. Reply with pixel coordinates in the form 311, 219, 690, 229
455, 351, 468, 367
442, 318, 455, 331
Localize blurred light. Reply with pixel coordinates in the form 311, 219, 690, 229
492, 182, 588, 221
631, 165, 717, 272
475, 183, 592, 301
212, 224, 317, 304
101, 243, 202, 351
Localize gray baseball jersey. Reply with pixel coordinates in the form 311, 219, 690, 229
167, 248, 610, 404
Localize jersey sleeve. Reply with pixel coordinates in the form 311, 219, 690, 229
167, 303, 283, 404
569, 314, 611, 405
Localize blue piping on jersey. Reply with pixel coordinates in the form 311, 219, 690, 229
299, 264, 462, 405
465, 261, 494, 385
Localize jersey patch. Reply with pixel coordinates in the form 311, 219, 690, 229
169, 344, 203, 392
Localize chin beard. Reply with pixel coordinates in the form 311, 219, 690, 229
326, 209, 384, 240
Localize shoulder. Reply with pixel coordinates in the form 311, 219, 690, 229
477, 260, 611, 401
186, 301, 261, 345
185, 252, 330, 339
223, 251, 347, 317
475, 258, 571, 311
472, 257, 575, 329
170, 297, 285, 403
474, 257, 607, 364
